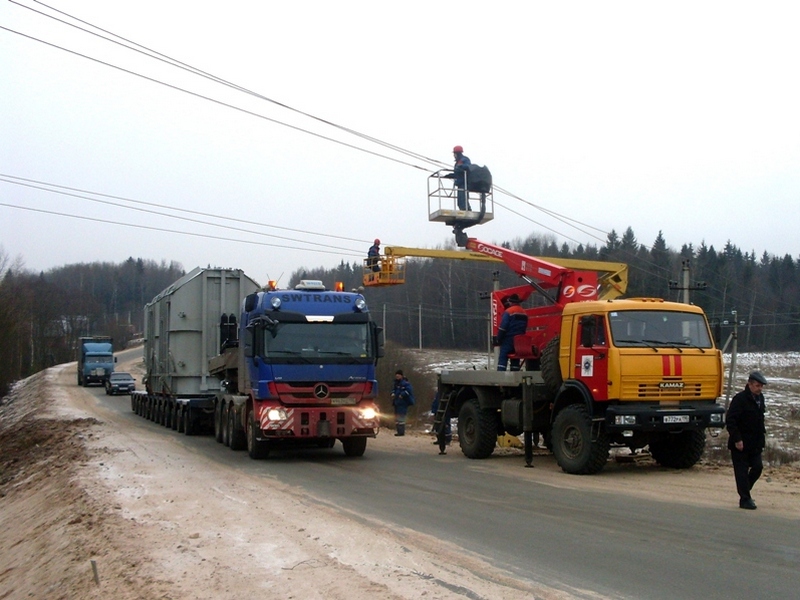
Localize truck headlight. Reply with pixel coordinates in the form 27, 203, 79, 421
614, 415, 637, 425
360, 407, 377, 420
709, 413, 723, 424
266, 408, 288, 421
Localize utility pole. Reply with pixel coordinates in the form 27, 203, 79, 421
721, 310, 746, 408
669, 259, 707, 304
478, 270, 501, 369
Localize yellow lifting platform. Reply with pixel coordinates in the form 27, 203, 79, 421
362, 254, 406, 287
364, 246, 628, 298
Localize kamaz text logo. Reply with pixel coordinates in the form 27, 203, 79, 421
658, 382, 685, 389
562, 285, 597, 299
476, 244, 504, 259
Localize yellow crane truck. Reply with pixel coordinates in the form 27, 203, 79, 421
427, 171, 725, 474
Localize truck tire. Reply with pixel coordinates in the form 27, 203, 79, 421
247, 410, 269, 459
551, 404, 609, 474
214, 402, 224, 443
649, 430, 706, 469
177, 406, 185, 434
228, 405, 247, 451
541, 335, 562, 396
457, 399, 497, 459
183, 406, 195, 436
221, 403, 230, 446
342, 437, 367, 457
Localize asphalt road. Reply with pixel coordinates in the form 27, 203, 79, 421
101, 347, 800, 599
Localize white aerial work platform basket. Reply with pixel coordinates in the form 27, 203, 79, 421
427, 169, 494, 225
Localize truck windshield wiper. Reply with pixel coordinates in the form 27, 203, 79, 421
665, 340, 706, 353
615, 339, 660, 352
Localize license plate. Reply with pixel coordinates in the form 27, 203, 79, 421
331, 398, 356, 406
663, 415, 690, 424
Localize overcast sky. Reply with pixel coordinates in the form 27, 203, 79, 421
2, 1, 799, 287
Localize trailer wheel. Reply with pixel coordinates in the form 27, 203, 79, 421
214, 401, 224, 443
342, 437, 367, 457
457, 399, 497, 459
183, 406, 195, 436
551, 404, 609, 474
649, 430, 706, 469
246, 410, 269, 459
177, 406, 185, 434
221, 403, 230, 446
170, 404, 179, 431
540, 335, 562, 396
228, 405, 247, 451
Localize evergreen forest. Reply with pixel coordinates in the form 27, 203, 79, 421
1, 226, 798, 397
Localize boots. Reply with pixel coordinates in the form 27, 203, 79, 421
394, 423, 405, 436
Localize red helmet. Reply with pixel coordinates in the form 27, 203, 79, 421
374, 238, 380, 245
453, 145, 463, 153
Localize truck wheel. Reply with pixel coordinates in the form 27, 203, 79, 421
177, 407, 185, 434
246, 410, 269, 459
164, 402, 172, 429
183, 406, 195, 436
171, 404, 179, 431
228, 405, 247, 451
552, 404, 609, 474
457, 399, 497, 459
649, 430, 705, 469
214, 402, 224, 443
221, 403, 230, 446
342, 437, 367, 457
541, 335, 562, 396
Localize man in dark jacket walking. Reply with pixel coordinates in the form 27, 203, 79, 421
726, 370, 768, 510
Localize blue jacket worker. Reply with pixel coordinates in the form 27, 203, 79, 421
726, 370, 768, 510
494, 294, 528, 371
367, 239, 381, 272
391, 369, 415, 436
452, 145, 471, 210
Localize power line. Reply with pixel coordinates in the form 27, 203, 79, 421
0, 202, 364, 258
0, 174, 367, 254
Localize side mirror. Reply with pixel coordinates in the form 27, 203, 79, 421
244, 293, 258, 313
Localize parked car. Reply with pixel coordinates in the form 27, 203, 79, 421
105, 372, 136, 395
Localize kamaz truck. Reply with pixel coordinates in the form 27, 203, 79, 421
427, 171, 725, 474
131, 268, 382, 459
77, 336, 115, 386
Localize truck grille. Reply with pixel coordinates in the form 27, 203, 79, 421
621, 378, 715, 400
276, 382, 364, 404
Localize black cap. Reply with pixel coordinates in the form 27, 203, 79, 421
395, 369, 403, 376
748, 371, 767, 385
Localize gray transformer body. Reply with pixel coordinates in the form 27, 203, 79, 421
143, 267, 260, 397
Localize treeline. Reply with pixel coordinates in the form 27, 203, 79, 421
291, 227, 800, 353
0, 254, 184, 398
2, 226, 798, 397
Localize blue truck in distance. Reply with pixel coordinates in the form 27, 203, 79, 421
131, 269, 382, 459
77, 336, 115, 386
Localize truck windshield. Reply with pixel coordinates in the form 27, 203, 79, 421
262, 322, 372, 360
86, 355, 112, 364
608, 310, 713, 349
